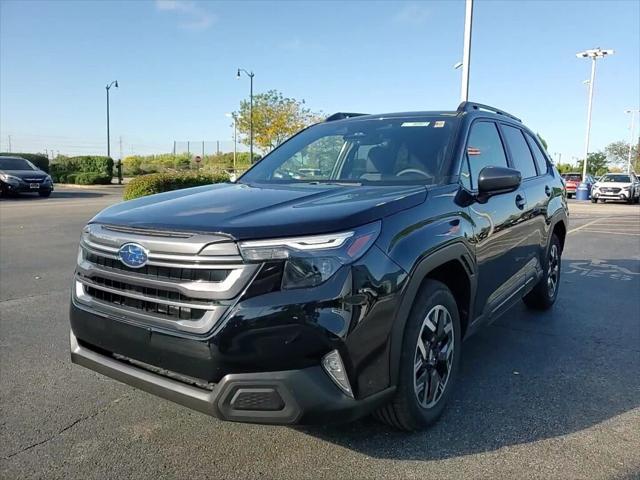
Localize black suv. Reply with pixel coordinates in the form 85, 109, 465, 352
70, 102, 567, 430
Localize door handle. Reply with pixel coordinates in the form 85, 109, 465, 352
515, 194, 526, 209
544, 185, 551, 197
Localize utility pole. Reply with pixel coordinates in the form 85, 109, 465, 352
460, 0, 473, 102
625, 109, 639, 174
118, 136, 123, 184
216, 140, 220, 155
202, 141, 205, 159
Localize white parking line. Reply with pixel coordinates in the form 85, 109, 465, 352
580, 230, 640, 236
567, 219, 602, 234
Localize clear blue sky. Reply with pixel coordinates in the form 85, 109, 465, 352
1, 0, 638, 162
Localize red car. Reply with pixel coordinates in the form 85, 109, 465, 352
561, 172, 595, 198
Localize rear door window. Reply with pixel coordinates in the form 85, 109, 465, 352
464, 121, 508, 189
502, 125, 537, 179
524, 132, 548, 175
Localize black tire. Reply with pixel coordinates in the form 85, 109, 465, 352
524, 234, 561, 310
591, 197, 598, 203
39, 191, 51, 198
374, 280, 462, 431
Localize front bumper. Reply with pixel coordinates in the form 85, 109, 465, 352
591, 190, 630, 200
1, 180, 53, 194
70, 330, 393, 424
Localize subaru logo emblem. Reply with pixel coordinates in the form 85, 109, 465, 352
118, 243, 148, 268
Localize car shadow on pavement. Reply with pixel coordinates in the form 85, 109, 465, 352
0, 191, 107, 201
296, 262, 640, 460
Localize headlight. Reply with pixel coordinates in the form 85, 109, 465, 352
0, 173, 21, 184
622, 185, 631, 190
44, 175, 53, 184
238, 222, 381, 289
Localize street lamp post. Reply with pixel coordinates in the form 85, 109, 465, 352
237, 68, 255, 163
625, 109, 639, 174
106, 80, 119, 183
225, 113, 237, 173
460, 0, 474, 102
575, 48, 614, 199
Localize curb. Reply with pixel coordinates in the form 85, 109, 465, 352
55, 183, 126, 190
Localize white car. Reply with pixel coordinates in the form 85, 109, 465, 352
591, 173, 640, 204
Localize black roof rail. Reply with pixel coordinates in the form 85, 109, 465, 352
457, 101, 521, 122
324, 112, 368, 122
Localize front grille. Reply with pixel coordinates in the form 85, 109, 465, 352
74, 223, 260, 334
84, 285, 206, 320
85, 252, 230, 282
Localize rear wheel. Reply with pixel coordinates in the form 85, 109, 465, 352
374, 280, 461, 431
524, 234, 561, 310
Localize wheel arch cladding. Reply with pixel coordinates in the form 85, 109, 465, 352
389, 242, 476, 386
552, 220, 567, 252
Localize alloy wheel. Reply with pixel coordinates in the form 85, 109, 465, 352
413, 305, 455, 408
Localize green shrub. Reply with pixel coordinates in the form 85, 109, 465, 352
0, 152, 49, 172
74, 172, 113, 185
123, 172, 230, 200
50, 156, 113, 183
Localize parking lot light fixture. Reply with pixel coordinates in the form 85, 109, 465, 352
237, 68, 255, 164
576, 48, 614, 188
106, 80, 119, 183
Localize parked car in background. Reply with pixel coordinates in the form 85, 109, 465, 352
0, 156, 54, 198
591, 173, 640, 204
561, 172, 595, 198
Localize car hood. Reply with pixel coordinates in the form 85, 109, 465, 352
0, 169, 48, 180
91, 182, 428, 240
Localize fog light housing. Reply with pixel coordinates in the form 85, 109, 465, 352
322, 350, 353, 398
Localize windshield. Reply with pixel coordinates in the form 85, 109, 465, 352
240, 116, 458, 185
0, 157, 36, 171
599, 174, 631, 183
562, 174, 582, 181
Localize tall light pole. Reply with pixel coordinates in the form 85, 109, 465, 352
225, 112, 237, 173
460, 0, 473, 102
106, 80, 120, 183
106, 80, 118, 158
237, 68, 254, 163
576, 48, 614, 184
625, 109, 639, 174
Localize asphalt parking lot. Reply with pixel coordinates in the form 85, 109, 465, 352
1, 187, 639, 480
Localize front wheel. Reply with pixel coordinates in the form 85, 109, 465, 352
591, 197, 598, 203
524, 234, 562, 310
374, 280, 461, 431
39, 191, 51, 198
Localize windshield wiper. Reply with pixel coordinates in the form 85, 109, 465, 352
307, 180, 362, 186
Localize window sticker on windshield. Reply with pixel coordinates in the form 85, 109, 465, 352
434, 121, 445, 128
401, 122, 430, 127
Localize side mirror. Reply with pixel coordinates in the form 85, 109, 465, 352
477, 166, 521, 196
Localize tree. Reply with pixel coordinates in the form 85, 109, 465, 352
605, 139, 640, 172
235, 90, 321, 153
576, 152, 609, 176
